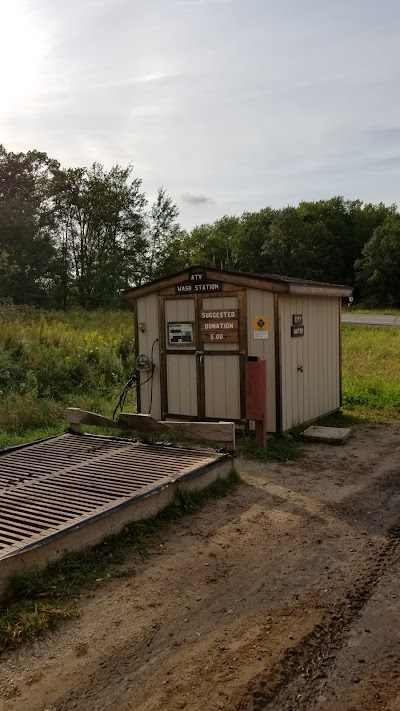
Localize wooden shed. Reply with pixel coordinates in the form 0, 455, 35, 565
123, 266, 352, 435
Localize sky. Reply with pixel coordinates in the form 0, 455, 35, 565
1, 0, 400, 228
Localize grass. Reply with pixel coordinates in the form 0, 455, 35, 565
0, 305, 136, 440
0, 308, 398, 447
315, 410, 367, 428
238, 434, 303, 462
0, 426, 65, 450
350, 306, 400, 315
342, 325, 400, 421
0, 470, 240, 654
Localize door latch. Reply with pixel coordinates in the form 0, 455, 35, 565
195, 351, 204, 366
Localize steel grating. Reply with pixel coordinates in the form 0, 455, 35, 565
0, 434, 224, 558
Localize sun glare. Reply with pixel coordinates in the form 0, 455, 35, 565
0, 1, 46, 120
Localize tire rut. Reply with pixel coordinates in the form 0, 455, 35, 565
239, 524, 400, 710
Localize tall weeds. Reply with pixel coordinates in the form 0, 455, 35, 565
342, 325, 400, 417
0, 305, 135, 434
0, 309, 399, 439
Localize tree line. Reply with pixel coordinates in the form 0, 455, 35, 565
180, 201, 400, 307
0, 145, 182, 308
1, 144, 399, 308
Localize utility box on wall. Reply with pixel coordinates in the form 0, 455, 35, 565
123, 266, 352, 436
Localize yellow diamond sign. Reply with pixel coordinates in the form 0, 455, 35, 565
253, 316, 269, 332
253, 316, 269, 340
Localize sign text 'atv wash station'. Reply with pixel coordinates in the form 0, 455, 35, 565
123, 267, 352, 437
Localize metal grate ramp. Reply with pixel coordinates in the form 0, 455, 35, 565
0, 434, 224, 559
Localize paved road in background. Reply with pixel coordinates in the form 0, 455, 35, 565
342, 313, 400, 327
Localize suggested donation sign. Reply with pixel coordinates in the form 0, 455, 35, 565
201, 309, 239, 343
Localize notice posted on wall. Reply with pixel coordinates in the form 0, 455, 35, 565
253, 316, 269, 340
168, 322, 194, 344
254, 330, 269, 340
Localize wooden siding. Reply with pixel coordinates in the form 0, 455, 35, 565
135, 287, 341, 433
280, 295, 340, 431
164, 299, 197, 416
204, 356, 241, 419
166, 354, 198, 416
202, 296, 238, 352
202, 295, 241, 420
247, 289, 276, 433
136, 294, 161, 419
165, 298, 196, 350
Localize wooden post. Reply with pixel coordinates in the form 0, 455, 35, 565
66, 408, 236, 451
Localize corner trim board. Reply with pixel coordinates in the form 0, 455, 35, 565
274, 293, 283, 434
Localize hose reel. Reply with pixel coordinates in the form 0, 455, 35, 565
135, 353, 153, 372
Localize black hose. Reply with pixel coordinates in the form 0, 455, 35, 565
148, 338, 158, 415
113, 338, 159, 420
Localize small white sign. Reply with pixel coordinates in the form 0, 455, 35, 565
254, 331, 269, 340
168, 322, 194, 344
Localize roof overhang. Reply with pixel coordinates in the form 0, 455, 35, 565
288, 284, 353, 298
122, 266, 353, 301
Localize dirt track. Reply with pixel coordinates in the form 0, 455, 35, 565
1, 422, 400, 711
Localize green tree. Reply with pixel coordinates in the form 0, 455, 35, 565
297, 197, 396, 285
52, 163, 147, 307
234, 207, 277, 273
356, 217, 400, 307
185, 215, 241, 269
142, 187, 181, 282
0, 251, 13, 298
262, 207, 340, 281
0, 145, 60, 306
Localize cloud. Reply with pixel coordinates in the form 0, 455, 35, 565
3, 0, 400, 230
181, 193, 212, 206
177, 0, 231, 6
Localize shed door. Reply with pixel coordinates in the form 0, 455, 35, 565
164, 298, 198, 418
160, 292, 246, 422
202, 294, 243, 421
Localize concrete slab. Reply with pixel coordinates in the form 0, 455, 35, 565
301, 425, 351, 444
